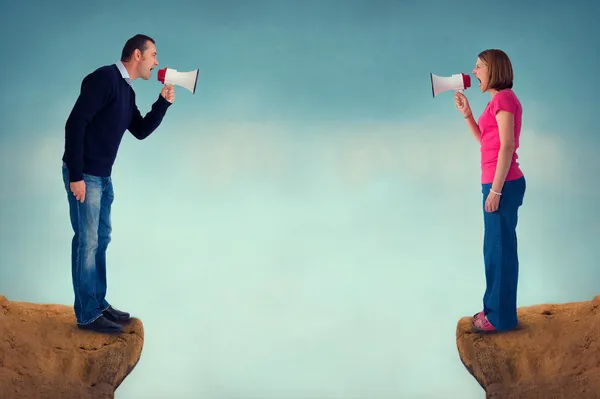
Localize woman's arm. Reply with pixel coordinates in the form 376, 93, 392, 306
463, 112, 482, 143
491, 110, 515, 192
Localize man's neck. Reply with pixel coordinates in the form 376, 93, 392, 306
122, 61, 137, 80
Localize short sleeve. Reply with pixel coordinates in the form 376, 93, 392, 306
491, 91, 517, 115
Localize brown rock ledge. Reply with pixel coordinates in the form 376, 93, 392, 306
0, 295, 144, 399
456, 295, 600, 398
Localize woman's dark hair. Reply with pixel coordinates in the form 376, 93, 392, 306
478, 49, 514, 91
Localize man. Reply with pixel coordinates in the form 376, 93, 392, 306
61, 34, 174, 333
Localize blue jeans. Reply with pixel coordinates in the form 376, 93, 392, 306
482, 175, 526, 331
62, 163, 113, 325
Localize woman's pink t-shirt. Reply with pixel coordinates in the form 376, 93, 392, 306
477, 89, 524, 184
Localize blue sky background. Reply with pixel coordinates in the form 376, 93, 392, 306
1, 1, 599, 398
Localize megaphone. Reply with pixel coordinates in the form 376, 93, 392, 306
430, 73, 471, 97
157, 67, 199, 94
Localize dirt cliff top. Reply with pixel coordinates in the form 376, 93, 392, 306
0, 295, 143, 399
456, 295, 600, 398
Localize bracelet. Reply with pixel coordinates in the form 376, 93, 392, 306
464, 113, 472, 119
490, 189, 502, 196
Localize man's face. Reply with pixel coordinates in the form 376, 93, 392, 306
137, 41, 159, 80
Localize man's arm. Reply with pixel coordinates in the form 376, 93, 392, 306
128, 93, 172, 140
64, 70, 113, 182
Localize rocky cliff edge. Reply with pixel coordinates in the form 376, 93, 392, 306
456, 295, 600, 398
0, 295, 143, 399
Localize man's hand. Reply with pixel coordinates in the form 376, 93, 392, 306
70, 180, 86, 203
161, 84, 175, 103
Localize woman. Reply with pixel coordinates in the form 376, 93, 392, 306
454, 49, 526, 333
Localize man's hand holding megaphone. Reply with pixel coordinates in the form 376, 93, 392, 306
157, 66, 199, 94
161, 84, 175, 103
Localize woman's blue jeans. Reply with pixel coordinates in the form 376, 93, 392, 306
481, 175, 526, 331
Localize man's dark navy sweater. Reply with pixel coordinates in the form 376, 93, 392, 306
62, 64, 171, 182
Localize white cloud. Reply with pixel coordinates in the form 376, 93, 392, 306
164, 119, 575, 193
517, 128, 567, 186
0, 115, 585, 205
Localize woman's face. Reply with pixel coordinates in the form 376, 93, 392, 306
472, 57, 489, 92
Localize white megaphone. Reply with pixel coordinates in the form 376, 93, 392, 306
157, 67, 199, 94
430, 73, 471, 97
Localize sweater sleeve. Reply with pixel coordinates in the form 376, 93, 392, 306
128, 94, 172, 140
64, 70, 113, 182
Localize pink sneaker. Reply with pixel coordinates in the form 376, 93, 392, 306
472, 315, 497, 332
472, 311, 484, 321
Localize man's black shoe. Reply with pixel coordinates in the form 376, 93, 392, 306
78, 315, 123, 333
103, 306, 131, 322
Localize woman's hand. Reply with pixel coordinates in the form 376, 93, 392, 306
454, 91, 472, 118
484, 190, 501, 213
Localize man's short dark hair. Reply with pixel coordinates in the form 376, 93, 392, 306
121, 34, 155, 62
